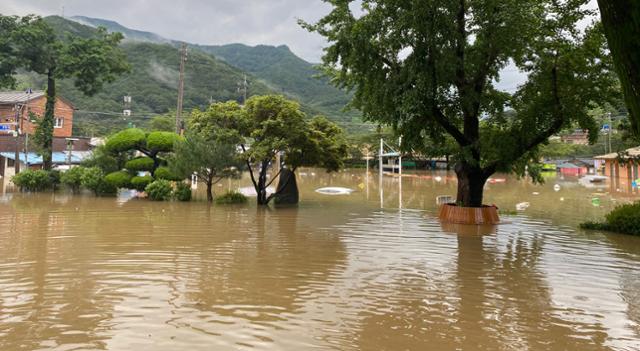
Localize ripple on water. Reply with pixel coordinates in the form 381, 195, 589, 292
0, 192, 639, 350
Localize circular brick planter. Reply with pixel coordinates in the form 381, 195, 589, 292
438, 203, 500, 225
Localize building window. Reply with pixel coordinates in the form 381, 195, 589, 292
7, 158, 15, 167
54, 117, 64, 128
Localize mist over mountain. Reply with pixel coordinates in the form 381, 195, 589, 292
63, 15, 361, 134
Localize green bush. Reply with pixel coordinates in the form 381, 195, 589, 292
104, 171, 133, 189
215, 191, 248, 205
61, 166, 86, 192
131, 175, 153, 191
173, 182, 192, 201
81, 167, 117, 196
105, 128, 146, 153
48, 170, 61, 190
12, 170, 52, 192
154, 166, 182, 181
145, 179, 173, 201
125, 157, 154, 172
146, 131, 180, 152
580, 202, 640, 236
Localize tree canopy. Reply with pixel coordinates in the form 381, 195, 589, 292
304, 0, 617, 207
189, 96, 348, 205
170, 132, 242, 202
1, 14, 129, 169
105, 128, 181, 178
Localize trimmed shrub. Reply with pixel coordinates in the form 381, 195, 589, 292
131, 175, 153, 191
146, 131, 180, 152
154, 166, 182, 181
61, 166, 86, 192
145, 179, 173, 201
105, 128, 146, 153
173, 182, 192, 201
215, 191, 248, 205
580, 202, 640, 236
81, 167, 117, 196
12, 170, 52, 192
105, 171, 133, 189
125, 157, 154, 172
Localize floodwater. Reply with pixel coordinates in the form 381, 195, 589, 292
1, 169, 639, 350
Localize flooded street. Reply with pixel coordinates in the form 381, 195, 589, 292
1, 170, 640, 350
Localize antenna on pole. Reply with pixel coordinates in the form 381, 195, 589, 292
176, 43, 187, 134
237, 74, 248, 105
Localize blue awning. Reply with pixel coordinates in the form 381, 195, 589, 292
0, 152, 90, 165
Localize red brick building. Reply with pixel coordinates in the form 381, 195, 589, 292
0, 90, 74, 138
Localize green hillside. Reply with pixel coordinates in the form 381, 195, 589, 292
70, 16, 363, 127
71, 16, 173, 44
197, 43, 358, 123
15, 17, 276, 136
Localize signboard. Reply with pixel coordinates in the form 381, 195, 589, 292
602, 124, 610, 131
0, 125, 12, 131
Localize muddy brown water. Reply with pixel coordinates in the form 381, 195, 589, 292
0, 170, 639, 350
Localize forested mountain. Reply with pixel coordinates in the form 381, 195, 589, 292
197, 43, 357, 123
12, 17, 278, 136
69, 16, 362, 128
71, 16, 172, 44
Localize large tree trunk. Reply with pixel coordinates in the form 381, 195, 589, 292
206, 179, 213, 203
256, 160, 269, 205
274, 168, 299, 205
455, 162, 490, 208
598, 0, 640, 136
42, 71, 56, 170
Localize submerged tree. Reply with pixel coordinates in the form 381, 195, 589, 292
6, 15, 129, 169
598, 1, 640, 137
190, 97, 348, 205
170, 133, 242, 202
303, 0, 617, 207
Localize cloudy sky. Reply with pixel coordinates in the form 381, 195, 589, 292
2, 0, 600, 71
2, 0, 335, 62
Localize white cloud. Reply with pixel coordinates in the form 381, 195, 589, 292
1, 0, 332, 62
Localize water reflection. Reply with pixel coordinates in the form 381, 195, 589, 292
0, 170, 639, 350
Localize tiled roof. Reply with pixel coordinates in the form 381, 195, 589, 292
594, 146, 640, 160
0, 91, 46, 104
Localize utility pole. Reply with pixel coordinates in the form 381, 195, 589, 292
176, 43, 187, 134
238, 74, 248, 105
608, 112, 613, 154
13, 104, 21, 174
24, 88, 32, 169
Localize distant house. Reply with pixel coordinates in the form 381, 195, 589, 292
0, 151, 92, 177
0, 91, 87, 179
560, 129, 590, 145
557, 162, 587, 176
0, 90, 75, 138
594, 146, 640, 181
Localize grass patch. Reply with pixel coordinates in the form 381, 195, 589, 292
215, 191, 248, 205
580, 202, 640, 236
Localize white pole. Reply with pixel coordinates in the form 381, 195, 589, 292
379, 138, 383, 179
398, 136, 402, 178
379, 138, 384, 209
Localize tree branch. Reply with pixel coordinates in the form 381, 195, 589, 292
241, 144, 259, 191
522, 59, 565, 151
455, 0, 467, 90
265, 168, 284, 188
